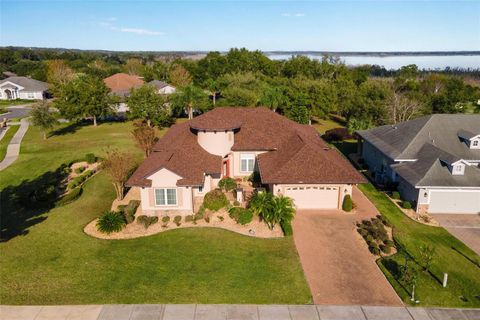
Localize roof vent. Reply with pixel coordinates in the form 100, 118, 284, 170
323, 147, 330, 151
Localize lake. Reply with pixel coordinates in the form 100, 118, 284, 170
267, 54, 480, 70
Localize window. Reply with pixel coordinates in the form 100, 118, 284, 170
473, 140, 479, 147
198, 186, 203, 193
155, 188, 177, 206
27, 92, 34, 99
240, 153, 255, 172
454, 165, 463, 173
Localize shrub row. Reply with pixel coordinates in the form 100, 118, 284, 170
357, 216, 395, 255
117, 200, 140, 224
56, 187, 83, 206
137, 215, 158, 229
67, 169, 95, 190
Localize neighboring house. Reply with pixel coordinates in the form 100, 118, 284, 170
357, 114, 480, 214
0, 76, 49, 100
103, 73, 144, 98
148, 80, 176, 95
127, 107, 365, 215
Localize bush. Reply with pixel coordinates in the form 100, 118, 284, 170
401, 201, 412, 209
85, 153, 96, 164
322, 127, 354, 142
233, 200, 240, 206
161, 216, 170, 227
281, 220, 293, 236
204, 216, 210, 223
379, 244, 391, 254
97, 211, 126, 234
56, 187, 83, 206
185, 215, 194, 223
218, 177, 237, 192
228, 207, 253, 225
218, 215, 224, 222
342, 194, 353, 212
366, 235, 374, 242
195, 206, 205, 221
369, 246, 380, 255
137, 215, 158, 229
123, 200, 140, 224
391, 191, 400, 199
384, 239, 395, 247
357, 228, 368, 237
67, 170, 94, 190
203, 189, 229, 211
249, 171, 261, 186
74, 166, 86, 174
174, 215, 182, 226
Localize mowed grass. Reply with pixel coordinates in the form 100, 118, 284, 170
359, 183, 480, 308
0, 125, 20, 161
0, 121, 311, 305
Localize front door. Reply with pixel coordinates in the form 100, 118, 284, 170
223, 159, 230, 177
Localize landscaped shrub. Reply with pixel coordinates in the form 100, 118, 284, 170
74, 166, 86, 174
137, 215, 158, 229
384, 239, 394, 247
218, 177, 237, 192
97, 211, 126, 234
379, 244, 391, 254
366, 234, 374, 242
67, 170, 95, 190
174, 215, 182, 226
85, 153, 96, 164
195, 206, 205, 221
357, 228, 368, 237
248, 171, 261, 186
369, 245, 380, 255
391, 191, 400, 199
322, 127, 354, 142
233, 200, 240, 206
185, 215, 194, 223
342, 194, 353, 212
203, 189, 229, 211
123, 200, 140, 224
56, 187, 83, 206
401, 201, 412, 209
228, 207, 253, 225
281, 220, 293, 236
204, 216, 210, 223
161, 216, 170, 227
218, 215, 224, 222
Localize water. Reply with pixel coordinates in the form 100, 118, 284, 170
267, 54, 480, 70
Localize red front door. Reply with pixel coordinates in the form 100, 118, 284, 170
223, 159, 230, 177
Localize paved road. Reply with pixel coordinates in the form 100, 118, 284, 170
0, 105, 32, 120
293, 187, 401, 305
0, 117, 29, 171
1, 304, 478, 320
432, 214, 480, 255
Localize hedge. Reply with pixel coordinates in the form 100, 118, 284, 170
203, 189, 229, 211
228, 207, 253, 225
137, 215, 158, 229
56, 187, 83, 206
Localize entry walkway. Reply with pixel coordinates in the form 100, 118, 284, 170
1, 304, 479, 320
0, 117, 29, 171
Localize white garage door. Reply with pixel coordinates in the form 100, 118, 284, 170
284, 186, 339, 209
429, 190, 480, 214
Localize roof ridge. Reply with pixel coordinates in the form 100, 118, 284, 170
396, 115, 434, 159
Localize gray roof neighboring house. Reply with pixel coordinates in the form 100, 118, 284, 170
0, 76, 49, 92
148, 80, 174, 89
357, 114, 480, 161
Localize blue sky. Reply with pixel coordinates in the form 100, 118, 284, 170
1, 1, 479, 51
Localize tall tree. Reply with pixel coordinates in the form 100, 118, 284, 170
55, 75, 112, 126
171, 84, 209, 119
29, 101, 57, 139
124, 58, 144, 75
132, 121, 159, 158
102, 149, 136, 200
46, 59, 74, 95
259, 86, 286, 112
128, 84, 172, 127
169, 64, 192, 88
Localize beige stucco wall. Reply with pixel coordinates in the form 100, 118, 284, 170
140, 168, 193, 214
197, 131, 234, 157
232, 151, 267, 177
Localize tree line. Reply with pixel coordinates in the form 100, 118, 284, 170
4, 47, 479, 131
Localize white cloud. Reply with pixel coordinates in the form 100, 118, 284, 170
119, 28, 164, 36
99, 20, 164, 36
294, 13, 305, 17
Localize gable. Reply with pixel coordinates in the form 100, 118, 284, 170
147, 168, 183, 186
0, 81, 25, 90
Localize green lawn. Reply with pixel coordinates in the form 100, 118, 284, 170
359, 183, 480, 308
0, 125, 20, 161
312, 116, 345, 134
0, 99, 35, 107
0, 121, 311, 305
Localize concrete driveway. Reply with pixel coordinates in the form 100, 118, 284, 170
292, 187, 401, 306
431, 214, 480, 255
0, 105, 32, 120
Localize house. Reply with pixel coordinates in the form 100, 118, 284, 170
356, 114, 480, 214
0, 76, 49, 100
103, 73, 144, 98
148, 80, 176, 95
127, 107, 365, 215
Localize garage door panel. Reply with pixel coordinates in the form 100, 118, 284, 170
285, 186, 339, 209
429, 190, 480, 214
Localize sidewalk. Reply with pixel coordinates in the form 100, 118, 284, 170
1, 304, 478, 320
0, 117, 29, 171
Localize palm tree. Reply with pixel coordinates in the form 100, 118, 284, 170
171, 84, 209, 119
249, 192, 273, 219
270, 195, 295, 230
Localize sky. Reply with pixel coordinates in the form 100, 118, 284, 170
0, 0, 479, 52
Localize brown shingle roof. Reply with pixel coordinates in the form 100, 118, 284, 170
126, 122, 222, 187
103, 73, 144, 94
127, 107, 365, 187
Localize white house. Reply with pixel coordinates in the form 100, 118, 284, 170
148, 80, 176, 95
0, 76, 49, 100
